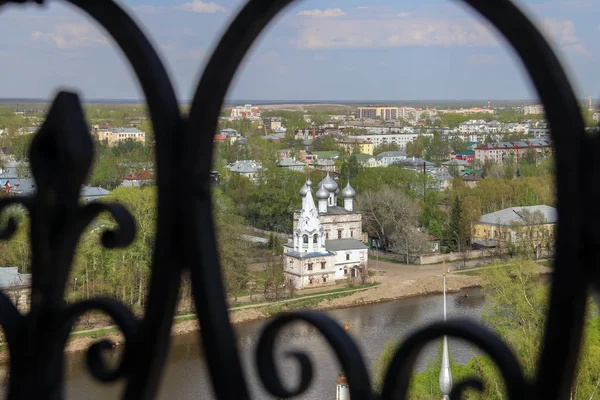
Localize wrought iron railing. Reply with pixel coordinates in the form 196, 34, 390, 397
0, 0, 587, 398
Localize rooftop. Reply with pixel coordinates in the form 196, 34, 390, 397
320, 206, 359, 216
225, 160, 263, 173
99, 127, 144, 133
479, 205, 557, 226
277, 158, 305, 167
325, 239, 368, 251
374, 151, 407, 160
284, 249, 334, 259
313, 151, 339, 159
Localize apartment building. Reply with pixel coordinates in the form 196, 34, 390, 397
96, 127, 146, 147
523, 104, 545, 115
230, 104, 261, 120
338, 138, 374, 155
353, 133, 433, 149
357, 106, 398, 120
474, 139, 552, 164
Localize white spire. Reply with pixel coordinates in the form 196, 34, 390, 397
295, 179, 325, 253
440, 261, 452, 399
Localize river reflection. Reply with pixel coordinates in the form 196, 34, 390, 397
18, 288, 485, 399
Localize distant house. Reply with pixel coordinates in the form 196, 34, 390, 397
433, 170, 453, 191
95, 127, 146, 147
441, 159, 470, 174
262, 132, 285, 143
263, 117, 282, 132
401, 157, 434, 170
472, 205, 557, 254
277, 158, 305, 171
338, 138, 374, 155
224, 160, 263, 182
374, 151, 407, 167
121, 170, 154, 187
220, 128, 238, 136
461, 172, 484, 188
450, 150, 475, 163
352, 154, 378, 168
80, 186, 110, 202
311, 151, 339, 172
217, 128, 242, 144
277, 149, 293, 160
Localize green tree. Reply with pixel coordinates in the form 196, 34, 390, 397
311, 135, 342, 152
340, 155, 363, 180
373, 143, 401, 155
447, 196, 470, 252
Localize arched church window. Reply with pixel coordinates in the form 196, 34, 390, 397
303, 235, 308, 244
313, 234, 318, 243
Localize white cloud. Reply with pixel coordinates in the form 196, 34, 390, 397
176, 0, 226, 13
30, 23, 108, 49
295, 17, 497, 49
397, 12, 410, 17
297, 8, 345, 18
541, 18, 589, 56
132, 5, 162, 14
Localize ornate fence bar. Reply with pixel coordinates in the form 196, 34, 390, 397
0, 0, 589, 398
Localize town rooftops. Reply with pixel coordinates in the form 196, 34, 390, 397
325, 239, 368, 251
442, 160, 470, 167
277, 158, 305, 167
352, 154, 375, 161
99, 127, 144, 133
225, 160, 263, 173
479, 205, 557, 226
284, 249, 334, 259
475, 139, 551, 150
313, 151, 339, 159
433, 171, 453, 181
81, 186, 111, 198
374, 151, 407, 160
321, 205, 359, 215
455, 150, 475, 156
123, 170, 153, 181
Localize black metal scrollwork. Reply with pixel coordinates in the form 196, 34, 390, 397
0, 0, 589, 398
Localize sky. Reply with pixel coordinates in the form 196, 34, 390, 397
0, 0, 598, 101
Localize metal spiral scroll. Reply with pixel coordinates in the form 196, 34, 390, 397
0, 0, 589, 398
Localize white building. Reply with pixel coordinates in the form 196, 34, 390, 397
230, 104, 261, 120
353, 133, 433, 149
523, 104, 545, 115
283, 175, 368, 289
373, 151, 407, 167
224, 160, 263, 182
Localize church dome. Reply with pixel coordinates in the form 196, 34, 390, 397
299, 179, 313, 197
342, 182, 356, 199
321, 173, 338, 192
316, 185, 330, 200
299, 183, 308, 197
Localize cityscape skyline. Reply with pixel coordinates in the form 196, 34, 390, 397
0, 0, 597, 100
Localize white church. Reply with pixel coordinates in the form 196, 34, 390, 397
283, 173, 369, 289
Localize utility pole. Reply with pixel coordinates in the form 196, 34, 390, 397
439, 261, 452, 399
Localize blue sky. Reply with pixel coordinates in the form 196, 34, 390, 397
0, 0, 597, 101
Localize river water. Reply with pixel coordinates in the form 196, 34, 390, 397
49, 288, 484, 399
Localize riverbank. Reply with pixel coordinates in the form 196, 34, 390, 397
0, 262, 552, 362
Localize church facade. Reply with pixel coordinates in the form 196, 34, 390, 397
283, 173, 369, 289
